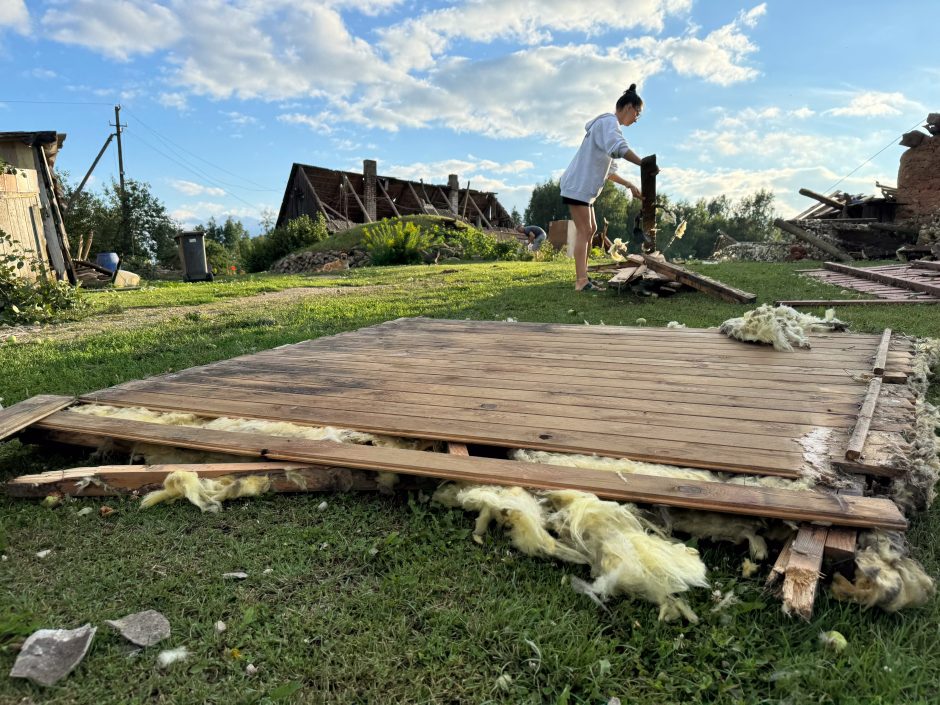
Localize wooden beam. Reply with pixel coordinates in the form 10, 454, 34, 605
341, 173, 372, 223
774, 219, 853, 262
467, 193, 493, 229
872, 329, 892, 376
4, 462, 397, 498
823, 262, 940, 297
798, 188, 847, 211
911, 260, 940, 272
27, 411, 908, 530
35, 145, 77, 284
298, 168, 328, 218
377, 179, 401, 218
640, 154, 657, 252
776, 299, 940, 307
782, 524, 828, 620
845, 377, 883, 461
640, 256, 756, 303
0, 395, 75, 442
868, 222, 919, 236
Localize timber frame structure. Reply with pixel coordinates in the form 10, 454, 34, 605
0, 131, 76, 284
275, 160, 514, 232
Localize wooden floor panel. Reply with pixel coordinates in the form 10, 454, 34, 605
68, 317, 918, 478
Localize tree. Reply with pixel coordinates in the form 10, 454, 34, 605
523, 179, 565, 230
509, 207, 522, 227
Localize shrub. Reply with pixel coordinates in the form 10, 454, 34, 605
205, 239, 236, 275
0, 229, 84, 324
362, 220, 436, 265
444, 227, 523, 261
242, 213, 329, 272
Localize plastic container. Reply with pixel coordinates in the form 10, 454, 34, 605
95, 252, 120, 272
174, 231, 213, 282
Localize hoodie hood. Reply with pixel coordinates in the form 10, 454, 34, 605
585, 113, 615, 132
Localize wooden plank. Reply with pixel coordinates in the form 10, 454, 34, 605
4, 462, 399, 497
911, 260, 940, 272
766, 536, 794, 588
29, 411, 909, 530
782, 524, 828, 620
0, 395, 75, 442
845, 377, 882, 461
640, 256, 756, 303
775, 219, 853, 262
872, 329, 892, 376
447, 442, 469, 456
78, 387, 810, 475
824, 262, 940, 297
798, 188, 846, 211
777, 299, 940, 306
824, 480, 863, 564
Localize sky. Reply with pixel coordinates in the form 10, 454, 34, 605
1, 0, 937, 234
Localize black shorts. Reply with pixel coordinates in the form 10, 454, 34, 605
562, 196, 590, 207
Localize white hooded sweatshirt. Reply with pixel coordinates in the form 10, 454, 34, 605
559, 113, 629, 204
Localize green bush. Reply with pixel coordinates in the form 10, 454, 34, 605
205, 239, 237, 275
242, 213, 329, 272
446, 227, 522, 261
0, 229, 84, 325
362, 220, 436, 265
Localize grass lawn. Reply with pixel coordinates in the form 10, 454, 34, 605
1, 260, 939, 704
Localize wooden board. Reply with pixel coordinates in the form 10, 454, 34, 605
46, 317, 916, 478
26, 411, 908, 530
782, 524, 828, 620
777, 299, 940, 307
821, 262, 940, 298
641, 256, 757, 303
0, 395, 75, 442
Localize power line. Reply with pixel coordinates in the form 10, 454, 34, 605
0, 99, 115, 106
122, 107, 278, 192
123, 130, 261, 212
823, 117, 925, 193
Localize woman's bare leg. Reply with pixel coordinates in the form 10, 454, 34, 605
569, 205, 595, 289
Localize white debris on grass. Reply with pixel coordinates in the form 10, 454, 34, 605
156, 646, 189, 668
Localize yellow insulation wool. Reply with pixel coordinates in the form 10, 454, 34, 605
831, 531, 935, 612
140, 470, 271, 512
718, 304, 847, 352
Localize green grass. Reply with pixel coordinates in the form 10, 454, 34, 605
2, 260, 939, 704
304, 215, 477, 254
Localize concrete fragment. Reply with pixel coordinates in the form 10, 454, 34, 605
222, 572, 248, 580
10, 624, 97, 686
105, 610, 170, 647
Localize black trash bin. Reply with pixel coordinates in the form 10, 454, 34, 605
175, 231, 213, 282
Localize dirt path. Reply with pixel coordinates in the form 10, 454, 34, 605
2, 285, 387, 344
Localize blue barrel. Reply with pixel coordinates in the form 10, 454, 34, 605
96, 252, 120, 272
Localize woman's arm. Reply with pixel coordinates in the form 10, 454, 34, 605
621, 148, 643, 166
606, 172, 641, 199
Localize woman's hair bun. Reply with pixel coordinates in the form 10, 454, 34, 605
626, 84, 637, 93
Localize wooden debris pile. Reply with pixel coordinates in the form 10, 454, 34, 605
591, 253, 757, 303
3, 317, 934, 621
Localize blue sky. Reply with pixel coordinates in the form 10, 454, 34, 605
1, 0, 937, 233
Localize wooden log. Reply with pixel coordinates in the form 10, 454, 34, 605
911, 260, 940, 272
776, 299, 940, 307
872, 330, 892, 376
0, 395, 75, 442
845, 377, 883, 461
4, 462, 395, 498
640, 256, 756, 303
782, 524, 828, 620
868, 222, 919, 236
640, 154, 657, 252
28, 411, 909, 530
798, 188, 846, 211
774, 219, 853, 262
823, 262, 940, 297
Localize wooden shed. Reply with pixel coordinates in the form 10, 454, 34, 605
276, 159, 514, 232
0, 131, 76, 283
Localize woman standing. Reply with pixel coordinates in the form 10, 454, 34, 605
559, 84, 646, 291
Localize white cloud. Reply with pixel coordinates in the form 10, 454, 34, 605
43, 0, 182, 60
222, 111, 257, 126
170, 201, 260, 224
169, 180, 227, 197
27, 68, 57, 79
0, 0, 29, 33
278, 112, 334, 135
158, 92, 188, 110
825, 91, 925, 118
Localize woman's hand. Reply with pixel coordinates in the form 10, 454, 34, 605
627, 183, 642, 200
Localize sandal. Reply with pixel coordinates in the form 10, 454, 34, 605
577, 280, 606, 292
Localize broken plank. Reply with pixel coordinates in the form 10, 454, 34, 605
824, 482, 863, 565
640, 256, 756, 303
4, 463, 396, 497
29, 411, 908, 530
823, 262, 940, 298
911, 260, 940, 272
776, 299, 940, 307
798, 188, 846, 211
845, 378, 883, 461
766, 536, 794, 588
782, 524, 828, 620
872, 329, 892, 376
0, 395, 75, 442
447, 442, 469, 456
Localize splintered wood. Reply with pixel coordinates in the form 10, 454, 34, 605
5, 317, 923, 618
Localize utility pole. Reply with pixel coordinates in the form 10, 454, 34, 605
110, 104, 130, 256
